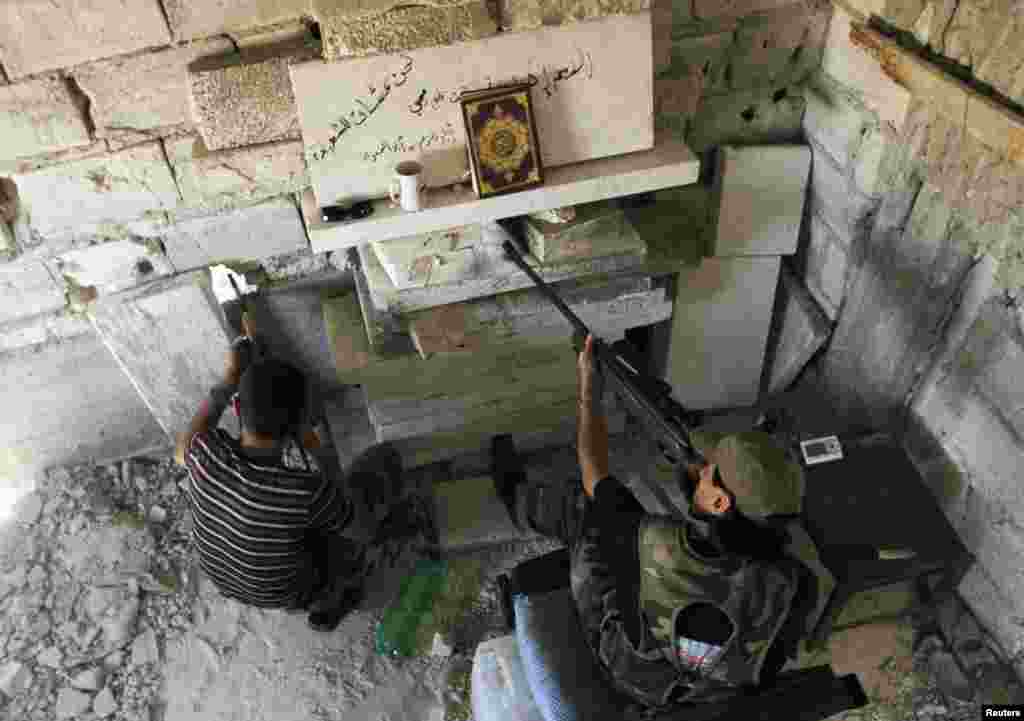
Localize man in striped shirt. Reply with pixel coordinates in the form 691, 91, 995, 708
173, 329, 403, 631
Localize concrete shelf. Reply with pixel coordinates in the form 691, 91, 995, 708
306, 133, 701, 253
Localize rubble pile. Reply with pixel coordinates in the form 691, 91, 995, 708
0, 457, 195, 721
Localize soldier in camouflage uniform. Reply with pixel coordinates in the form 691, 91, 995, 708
492, 334, 817, 715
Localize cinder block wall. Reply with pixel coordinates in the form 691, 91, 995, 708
794, 0, 1024, 682
0, 0, 833, 353
0, 0, 833, 482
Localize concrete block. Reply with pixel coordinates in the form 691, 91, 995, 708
187, 39, 317, 152
358, 234, 647, 314
392, 400, 627, 470
523, 201, 644, 265
692, 0, 799, 20
806, 144, 878, 247
767, 265, 832, 394
45, 240, 176, 297
711, 145, 811, 257
727, 3, 831, 91
358, 340, 578, 402
0, 75, 92, 163
370, 224, 489, 291
162, 197, 308, 271
914, 376, 1024, 521
660, 31, 733, 98
0, 0, 171, 79
804, 213, 850, 319
434, 476, 538, 549
976, 333, 1024, 441
954, 487, 1024, 606
958, 564, 1024, 673
665, 256, 781, 410
802, 78, 872, 170
161, 0, 313, 42
966, 94, 1024, 170
850, 123, 895, 197
290, 12, 653, 206
322, 291, 371, 377
0, 261, 66, 325
0, 309, 93, 354
87, 272, 232, 438
74, 38, 234, 146
853, 27, 968, 127
821, 6, 912, 134
1, 220, 15, 260
687, 85, 806, 154
652, 0, 674, 74
371, 384, 617, 442
624, 185, 710, 270
314, 0, 497, 59
501, 0, 648, 32
975, 16, 1024, 108
166, 136, 309, 212
407, 275, 668, 359
11, 142, 181, 241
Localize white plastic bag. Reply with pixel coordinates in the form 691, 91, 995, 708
472, 635, 546, 721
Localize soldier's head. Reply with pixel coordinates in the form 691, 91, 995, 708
690, 462, 733, 517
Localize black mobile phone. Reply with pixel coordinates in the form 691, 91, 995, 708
321, 201, 374, 224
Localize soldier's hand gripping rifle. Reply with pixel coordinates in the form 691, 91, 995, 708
493, 220, 708, 479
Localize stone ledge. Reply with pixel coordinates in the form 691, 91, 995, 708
307, 135, 699, 252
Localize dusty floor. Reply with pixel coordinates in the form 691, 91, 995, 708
0, 421, 1004, 721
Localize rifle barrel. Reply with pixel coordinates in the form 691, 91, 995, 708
498, 230, 591, 339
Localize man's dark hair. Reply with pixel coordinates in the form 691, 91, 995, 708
238, 359, 308, 439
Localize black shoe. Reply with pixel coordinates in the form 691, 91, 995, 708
307, 585, 365, 632
491, 435, 525, 524
349, 442, 405, 515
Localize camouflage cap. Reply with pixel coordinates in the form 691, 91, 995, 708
707, 432, 805, 520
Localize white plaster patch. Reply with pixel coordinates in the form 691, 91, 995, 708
46, 240, 176, 296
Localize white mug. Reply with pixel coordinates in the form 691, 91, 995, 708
390, 161, 427, 212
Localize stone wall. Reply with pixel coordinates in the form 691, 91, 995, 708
795, 0, 1024, 684
0, 0, 835, 367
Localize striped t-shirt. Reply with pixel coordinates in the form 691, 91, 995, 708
183, 429, 352, 608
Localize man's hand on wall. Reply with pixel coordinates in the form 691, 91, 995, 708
224, 312, 257, 386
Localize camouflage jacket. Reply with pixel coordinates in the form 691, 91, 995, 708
569, 477, 803, 712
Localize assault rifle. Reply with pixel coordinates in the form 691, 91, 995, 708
493, 219, 708, 475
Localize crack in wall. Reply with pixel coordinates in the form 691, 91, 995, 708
940, 0, 961, 52
157, 139, 184, 204
63, 74, 97, 140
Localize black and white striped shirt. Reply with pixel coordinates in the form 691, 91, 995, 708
184, 429, 352, 608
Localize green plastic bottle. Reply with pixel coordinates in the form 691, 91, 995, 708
375, 559, 449, 657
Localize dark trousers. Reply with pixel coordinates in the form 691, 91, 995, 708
505, 470, 800, 688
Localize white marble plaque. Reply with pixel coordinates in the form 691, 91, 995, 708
290, 12, 654, 207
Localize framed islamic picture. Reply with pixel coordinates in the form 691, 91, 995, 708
460, 83, 544, 199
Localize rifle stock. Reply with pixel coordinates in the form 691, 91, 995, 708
493, 220, 706, 469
